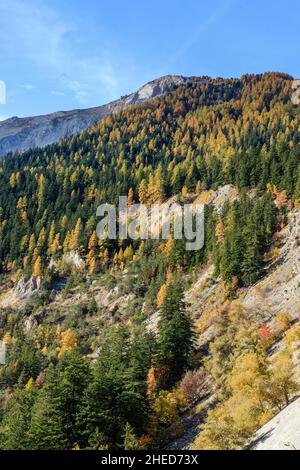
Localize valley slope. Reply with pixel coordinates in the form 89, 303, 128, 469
0, 72, 300, 451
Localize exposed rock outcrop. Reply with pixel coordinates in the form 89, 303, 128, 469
0, 341, 6, 365
24, 309, 47, 331
243, 209, 300, 322
0, 275, 45, 308
15, 276, 45, 301
0, 75, 196, 159
63, 251, 85, 271
292, 80, 300, 105
94, 285, 135, 316
250, 397, 300, 450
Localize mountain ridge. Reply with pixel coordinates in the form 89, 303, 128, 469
1, 72, 295, 160
0, 75, 199, 159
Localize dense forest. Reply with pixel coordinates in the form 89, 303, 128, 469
0, 72, 300, 449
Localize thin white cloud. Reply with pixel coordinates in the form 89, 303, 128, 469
59, 75, 90, 106
51, 90, 65, 97
0, 0, 124, 106
0, 0, 69, 68
0, 115, 8, 122
18, 84, 36, 90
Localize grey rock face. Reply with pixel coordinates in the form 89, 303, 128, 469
15, 276, 45, 301
0, 342, 5, 365
250, 397, 300, 450
24, 309, 47, 332
292, 80, 300, 105
0, 75, 191, 159
24, 314, 39, 332
63, 250, 85, 271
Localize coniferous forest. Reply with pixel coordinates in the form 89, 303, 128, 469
1, 73, 300, 450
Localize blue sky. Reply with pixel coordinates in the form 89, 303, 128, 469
0, 0, 299, 120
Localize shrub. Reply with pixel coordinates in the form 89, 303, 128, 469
180, 370, 209, 405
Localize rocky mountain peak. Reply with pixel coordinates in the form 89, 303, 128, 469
0, 75, 191, 160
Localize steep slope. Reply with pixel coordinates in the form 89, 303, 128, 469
0, 72, 300, 451
180, 203, 300, 450
243, 209, 300, 322
0, 75, 191, 159
250, 397, 300, 450
190, 204, 300, 341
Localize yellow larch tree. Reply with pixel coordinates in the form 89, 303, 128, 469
69, 218, 82, 251
32, 256, 42, 277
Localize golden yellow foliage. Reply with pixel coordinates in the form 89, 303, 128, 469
156, 283, 168, 308
25, 377, 35, 391
32, 256, 42, 277
58, 328, 77, 356
275, 311, 293, 333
